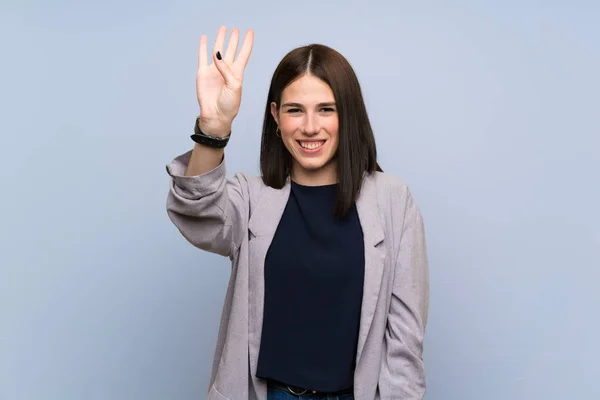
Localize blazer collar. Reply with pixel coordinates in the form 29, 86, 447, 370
249, 174, 384, 240
248, 179, 291, 237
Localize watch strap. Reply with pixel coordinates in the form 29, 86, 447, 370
191, 118, 230, 148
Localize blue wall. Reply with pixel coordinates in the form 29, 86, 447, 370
1, 1, 598, 399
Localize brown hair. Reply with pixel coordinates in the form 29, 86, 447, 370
260, 44, 382, 218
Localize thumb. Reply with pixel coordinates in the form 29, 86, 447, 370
213, 51, 240, 89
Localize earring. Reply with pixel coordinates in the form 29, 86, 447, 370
275, 127, 281, 138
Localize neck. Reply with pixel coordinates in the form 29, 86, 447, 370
291, 161, 337, 186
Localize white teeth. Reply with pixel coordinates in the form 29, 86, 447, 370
300, 141, 324, 150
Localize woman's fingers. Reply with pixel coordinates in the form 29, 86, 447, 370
224, 28, 239, 64
236, 29, 254, 70
213, 51, 239, 89
212, 26, 227, 60
199, 27, 252, 75
198, 34, 208, 71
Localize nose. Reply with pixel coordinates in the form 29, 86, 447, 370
301, 113, 319, 136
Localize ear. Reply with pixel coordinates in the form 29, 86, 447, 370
270, 101, 279, 126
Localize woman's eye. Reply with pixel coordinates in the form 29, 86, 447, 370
286, 108, 335, 113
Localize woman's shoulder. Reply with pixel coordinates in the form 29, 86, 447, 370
365, 171, 422, 218
367, 170, 411, 197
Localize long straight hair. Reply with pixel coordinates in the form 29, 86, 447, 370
260, 44, 382, 218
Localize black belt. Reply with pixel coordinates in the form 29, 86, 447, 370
269, 380, 353, 396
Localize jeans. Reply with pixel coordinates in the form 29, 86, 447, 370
267, 383, 355, 400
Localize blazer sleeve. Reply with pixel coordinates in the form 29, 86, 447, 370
379, 189, 430, 399
165, 150, 250, 259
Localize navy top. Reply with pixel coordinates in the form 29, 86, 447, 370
255, 181, 365, 392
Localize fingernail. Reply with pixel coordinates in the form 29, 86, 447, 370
216, 51, 222, 60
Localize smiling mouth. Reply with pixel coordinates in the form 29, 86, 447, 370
298, 140, 325, 150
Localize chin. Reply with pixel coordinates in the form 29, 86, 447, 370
297, 156, 334, 172
299, 162, 327, 171
295, 154, 325, 167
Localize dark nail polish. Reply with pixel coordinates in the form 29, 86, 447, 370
216, 51, 222, 60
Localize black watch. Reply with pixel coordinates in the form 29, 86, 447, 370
190, 118, 231, 148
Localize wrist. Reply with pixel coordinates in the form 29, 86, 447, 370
197, 118, 232, 138
191, 117, 230, 149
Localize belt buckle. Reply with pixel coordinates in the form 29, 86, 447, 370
287, 385, 308, 396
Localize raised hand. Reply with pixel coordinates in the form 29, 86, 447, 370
196, 26, 254, 137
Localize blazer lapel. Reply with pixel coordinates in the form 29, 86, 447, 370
248, 181, 291, 238
247, 179, 291, 389
355, 173, 386, 364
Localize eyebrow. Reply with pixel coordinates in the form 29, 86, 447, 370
280, 102, 336, 108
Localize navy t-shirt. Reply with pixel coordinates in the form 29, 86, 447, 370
255, 180, 365, 392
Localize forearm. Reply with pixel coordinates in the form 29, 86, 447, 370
184, 143, 225, 176
379, 315, 427, 399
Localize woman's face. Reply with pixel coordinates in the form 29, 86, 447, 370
271, 74, 339, 186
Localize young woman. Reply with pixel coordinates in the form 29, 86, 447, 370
166, 26, 429, 400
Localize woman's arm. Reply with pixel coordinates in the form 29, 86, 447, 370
165, 26, 254, 258
379, 190, 430, 399
185, 142, 226, 177
166, 150, 250, 258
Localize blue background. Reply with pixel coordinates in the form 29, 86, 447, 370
1, 1, 598, 399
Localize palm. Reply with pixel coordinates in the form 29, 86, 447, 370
196, 64, 240, 121
196, 27, 254, 128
